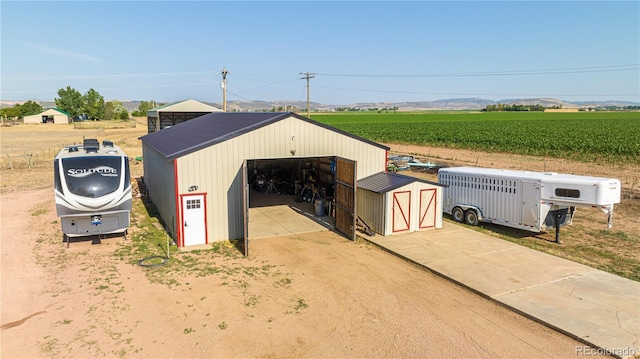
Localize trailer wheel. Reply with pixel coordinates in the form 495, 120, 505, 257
465, 209, 479, 226
452, 207, 465, 223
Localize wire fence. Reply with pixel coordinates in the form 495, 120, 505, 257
2, 140, 84, 169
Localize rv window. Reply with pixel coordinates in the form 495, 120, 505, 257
555, 188, 580, 198
62, 156, 122, 198
54, 159, 63, 194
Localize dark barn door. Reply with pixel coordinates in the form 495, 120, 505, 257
334, 157, 357, 240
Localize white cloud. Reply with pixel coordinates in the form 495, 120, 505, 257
24, 41, 102, 62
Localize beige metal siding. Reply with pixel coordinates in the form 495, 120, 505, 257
23, 114, 41, 124
142, 143, 177, 238
357, 188, 385, 235
53, 114, 70, 124
177, 115, 387, 242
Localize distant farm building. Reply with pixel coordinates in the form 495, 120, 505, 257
147, 99, 222, 133
544, 108, 579, 113
23, 108, 71, 124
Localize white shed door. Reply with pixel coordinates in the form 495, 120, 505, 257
182, 194, 206, 246
419, 188, 437, 229
392, 191, 411, 233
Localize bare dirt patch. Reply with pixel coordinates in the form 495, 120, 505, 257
0, 119, 621, 358
1, 190, 604, 358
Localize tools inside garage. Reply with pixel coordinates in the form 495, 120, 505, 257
248, 157, 335, 216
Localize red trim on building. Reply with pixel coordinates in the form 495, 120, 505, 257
385, 150, 388, 172
173, 160, 182, 247
178, 192, 209, 245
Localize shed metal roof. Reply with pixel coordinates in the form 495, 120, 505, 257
139, 112, 389, 160
358, 172, 445, 193
147, 99, 221, 117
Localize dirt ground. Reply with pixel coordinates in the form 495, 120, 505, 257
0, 119, 625, 358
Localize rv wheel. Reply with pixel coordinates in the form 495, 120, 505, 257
452, 207, 465, 223
465, 209, 479, 226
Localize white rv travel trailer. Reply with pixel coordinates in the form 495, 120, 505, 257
54, 139, 132, 245
438, 167, 621, 242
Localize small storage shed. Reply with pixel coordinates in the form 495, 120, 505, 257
147, 99, 222, 133
23, 108, 71, 124
357, 172, 445, 236
139, 112, 390, 254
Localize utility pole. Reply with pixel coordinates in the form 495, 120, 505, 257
220, 68, 228, 112
300, 72, 315, 118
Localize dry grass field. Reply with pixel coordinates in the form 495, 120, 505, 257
0, 119, 145, 193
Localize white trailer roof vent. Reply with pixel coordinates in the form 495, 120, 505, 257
102, 140, 114, 148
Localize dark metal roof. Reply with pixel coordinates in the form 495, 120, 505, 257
139, 112, 389, 159
358, 172, 445, 193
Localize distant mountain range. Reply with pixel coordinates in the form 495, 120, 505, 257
2, 97, 638, 112
222, 98, 639, 111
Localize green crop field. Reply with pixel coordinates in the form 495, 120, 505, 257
312, 111, 640, 165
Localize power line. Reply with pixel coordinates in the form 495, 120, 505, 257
316, 64, 640, 78
313, 85, 640, 98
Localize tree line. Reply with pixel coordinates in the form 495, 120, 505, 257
482, 103, 547, 112
0, 86, 159, 121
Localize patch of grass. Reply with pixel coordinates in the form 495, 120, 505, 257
183, 327, 194, 334
114, 197, 281, 288
274, 277, 292, 288
291, 298, 308, 314
218, 322, 228, 330
31, 208, 48, 216
39, 335, 59, 353
244, 294, 259, 308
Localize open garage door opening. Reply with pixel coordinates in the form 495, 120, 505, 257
243, 156, 356, 252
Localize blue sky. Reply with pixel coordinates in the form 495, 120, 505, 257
1, 1, 638, 105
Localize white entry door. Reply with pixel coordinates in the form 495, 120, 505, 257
182, 194, 206, 246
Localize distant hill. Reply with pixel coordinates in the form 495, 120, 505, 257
224, 98, 639, 111
2, 98, 638, 112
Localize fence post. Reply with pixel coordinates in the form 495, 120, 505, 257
25, 153, 32, 169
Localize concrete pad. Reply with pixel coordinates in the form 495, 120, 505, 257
427, 246, 597, 297
359, 222, 640, 358
249, 205, 328, 239
496, 271, 640, 356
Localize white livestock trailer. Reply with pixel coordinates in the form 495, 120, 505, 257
438, 167, 621, 243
